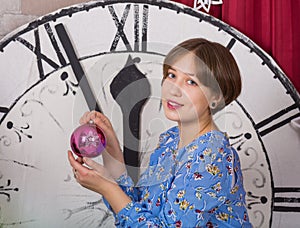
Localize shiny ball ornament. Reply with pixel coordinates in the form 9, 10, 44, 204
70, 122, 106, 158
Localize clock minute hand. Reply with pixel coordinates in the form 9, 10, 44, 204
55, 23, 101, 113
110, 55, 151, 183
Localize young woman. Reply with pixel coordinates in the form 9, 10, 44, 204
68, 38, 252, 227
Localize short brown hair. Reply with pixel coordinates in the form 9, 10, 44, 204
163, 38, 242, 112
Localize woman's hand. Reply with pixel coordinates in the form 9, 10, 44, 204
80, 111, 121, 154
79, 111, 126, 179
68, 150, 115, 193
68, 151, 131, 213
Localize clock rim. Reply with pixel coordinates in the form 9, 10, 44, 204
0, 0, 298, 106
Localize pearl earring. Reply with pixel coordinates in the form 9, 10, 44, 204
210, 101, 217, 109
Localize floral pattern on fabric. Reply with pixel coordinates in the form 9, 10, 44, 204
106, 126, 252, 227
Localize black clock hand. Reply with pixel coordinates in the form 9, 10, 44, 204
110, 55, 151, 183
55, 23, 101, 113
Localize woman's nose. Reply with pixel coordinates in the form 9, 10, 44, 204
169, 81, 182, 97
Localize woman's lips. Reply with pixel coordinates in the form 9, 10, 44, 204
167, 100, 183, 110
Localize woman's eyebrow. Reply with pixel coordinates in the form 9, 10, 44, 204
168, 66, 177, 72
169, 66, 195, 77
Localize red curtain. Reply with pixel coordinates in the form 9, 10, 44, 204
172, 0, 300, 92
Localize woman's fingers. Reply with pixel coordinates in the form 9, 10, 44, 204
79, 111, 110, 130
76, 156, 84, 164
85, 111, 112, 133
83, 157, 106, 173
67, 151, 89, 175
68, 151, 113, 184
91, 117, 108, 131
83, 157, 98, 169
83, 157, 114, 182
89, 111, 108, 125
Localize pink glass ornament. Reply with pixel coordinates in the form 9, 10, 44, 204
70, 121, 106, 158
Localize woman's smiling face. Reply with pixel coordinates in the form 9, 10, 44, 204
161, 53, 214, 126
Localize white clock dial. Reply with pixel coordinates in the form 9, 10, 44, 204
0, 1, 299, 227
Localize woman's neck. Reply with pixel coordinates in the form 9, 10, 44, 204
177, 118, 217, 149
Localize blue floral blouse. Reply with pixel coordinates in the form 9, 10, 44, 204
106, 126, 252, 227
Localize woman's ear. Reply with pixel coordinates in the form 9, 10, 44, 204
209, 92, 224, 110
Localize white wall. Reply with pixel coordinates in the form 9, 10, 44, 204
0, 0, 89, 40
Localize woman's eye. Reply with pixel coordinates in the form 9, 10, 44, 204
167, 73, 176, 79
187, 80, 198, 86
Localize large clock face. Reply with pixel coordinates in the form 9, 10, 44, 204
1, 0, 300, 227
